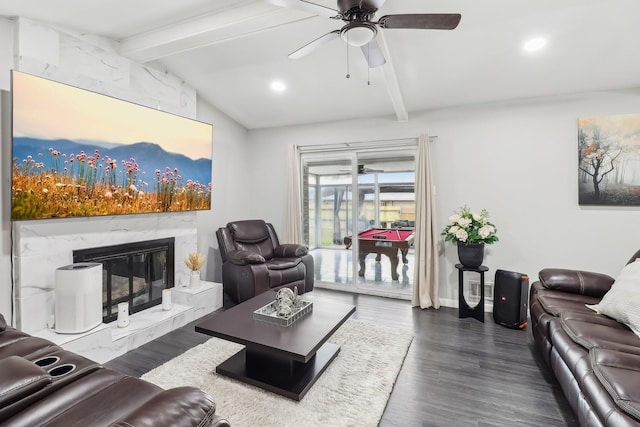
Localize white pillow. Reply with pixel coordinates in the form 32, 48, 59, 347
589, 259, 640, 337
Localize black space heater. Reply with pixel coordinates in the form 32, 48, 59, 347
493, 269, 529, 329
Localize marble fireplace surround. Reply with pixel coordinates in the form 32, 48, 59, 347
13, 213, 224, 363
11, 17, 209, 335
13, 213, 201, 333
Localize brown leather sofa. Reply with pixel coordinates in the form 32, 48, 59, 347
216, 219, 314, 303
530, 250, 640, 426
0, 313, 230, 427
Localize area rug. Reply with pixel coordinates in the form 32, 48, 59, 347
141, 319, 413, 427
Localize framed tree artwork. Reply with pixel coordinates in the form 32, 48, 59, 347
578, 113, 640, 205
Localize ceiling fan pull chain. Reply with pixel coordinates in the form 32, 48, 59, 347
346, 32, 350, 79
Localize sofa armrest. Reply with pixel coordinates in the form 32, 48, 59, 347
0, 356, 52, 409
226, 250, 265, 266
273, 244, 308, 258
109, 386, 230, 427
538, 268, 615, 298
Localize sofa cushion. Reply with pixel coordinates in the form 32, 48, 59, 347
266, 258, 302, 271
561, 317, 640, 354
226, 250, 265, 266
590, 260, 640, 338
0, 337, 60, 361
591, 348, 640, 422
0, 356, 51, 410
228, 220, 269, 243
539, 268, 615, 298
549, 319, 592, 386
110, 386, 218, 427
273, 244, 307, 258
537, 293, 601, 317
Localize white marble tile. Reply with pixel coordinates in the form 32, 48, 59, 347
111, 303, 190, 341
16, 18, 59, 66
172, 281, 223, 320
29, 303, 202, 364
33, 322, 110, 347
16, 17, 196, 120
16, 290, 54, 333
24, 280, 222, 363
59, 32, 130, 91
78, 334, 131, 364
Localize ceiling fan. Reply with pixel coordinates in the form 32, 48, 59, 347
265, 0, 461, 68
339, 164, 384, 174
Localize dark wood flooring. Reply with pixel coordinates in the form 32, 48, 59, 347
105, 289, 578, 427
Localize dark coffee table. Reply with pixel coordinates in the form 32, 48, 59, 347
195, 290, 356, 400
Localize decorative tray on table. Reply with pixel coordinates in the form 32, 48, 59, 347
253, 292, 313, 327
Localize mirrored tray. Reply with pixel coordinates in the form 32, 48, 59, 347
253, 300, 313, 327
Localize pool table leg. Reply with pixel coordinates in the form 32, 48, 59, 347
401, 248, 409, 264
357, 253, 366, 277
388, 254, 400, 281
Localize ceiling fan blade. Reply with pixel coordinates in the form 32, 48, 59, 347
289, 30, 341, 59
360, 38, 386, 68
377, 13, 462, 30
265, 0, 338, 18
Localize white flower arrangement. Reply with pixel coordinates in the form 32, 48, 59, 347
442, 206, 498, 245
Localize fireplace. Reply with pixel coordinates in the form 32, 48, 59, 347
73, 238, 175, 323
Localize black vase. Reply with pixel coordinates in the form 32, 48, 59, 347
457, 242, 485, 268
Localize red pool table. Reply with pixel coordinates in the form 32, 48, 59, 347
343, 228, 415, 281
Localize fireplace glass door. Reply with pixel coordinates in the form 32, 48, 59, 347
73, 238, 174, 323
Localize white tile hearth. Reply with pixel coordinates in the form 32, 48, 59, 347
33, 281, 222, 364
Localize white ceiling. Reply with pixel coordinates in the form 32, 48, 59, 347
2, 0, 640, 129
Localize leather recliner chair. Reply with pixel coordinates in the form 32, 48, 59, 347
216, 219, 314, 304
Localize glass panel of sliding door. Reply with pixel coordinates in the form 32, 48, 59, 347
302, 157, 355, 289
354, 154, 416, 296
302, 150, 416, 297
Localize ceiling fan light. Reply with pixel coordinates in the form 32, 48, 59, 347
340, 23, 377, 47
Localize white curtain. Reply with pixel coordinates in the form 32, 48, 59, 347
412, 134, 440, 309
285, 144, 304, 244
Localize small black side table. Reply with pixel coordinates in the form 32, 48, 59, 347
455, 264, 489, 323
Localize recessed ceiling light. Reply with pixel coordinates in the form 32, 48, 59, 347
270, 81, 286, 92
523, 37, 546, 53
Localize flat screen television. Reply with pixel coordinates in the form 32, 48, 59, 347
10, 70, 213, 220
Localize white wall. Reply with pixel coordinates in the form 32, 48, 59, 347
247, 90, 640, 304
195, 98, 249, 282
0, 17, 13, 320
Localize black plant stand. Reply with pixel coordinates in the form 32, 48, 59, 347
455, 264, 489, 323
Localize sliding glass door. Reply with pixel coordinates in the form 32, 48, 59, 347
301, 144, 416, 298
